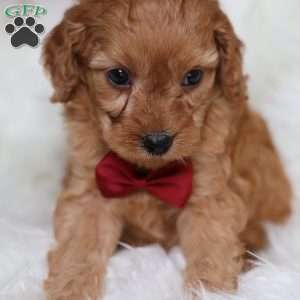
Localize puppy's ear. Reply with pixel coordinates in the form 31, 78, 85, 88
43, 6, 87, 103
214, 11, 247, 103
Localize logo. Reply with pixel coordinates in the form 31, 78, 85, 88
4, 4, 47, 48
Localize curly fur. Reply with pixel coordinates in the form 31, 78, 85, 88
42, 0, 292, 299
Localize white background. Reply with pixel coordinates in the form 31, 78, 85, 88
1, 1, 300, 299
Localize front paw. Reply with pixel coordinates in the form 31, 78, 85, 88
184, 261, 239, 295
45, 268, 103, 300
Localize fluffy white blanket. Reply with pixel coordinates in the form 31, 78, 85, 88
1, 1, 300, 299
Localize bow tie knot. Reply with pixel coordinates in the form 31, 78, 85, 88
95, 152, 193, 208
134, 178, 148, 189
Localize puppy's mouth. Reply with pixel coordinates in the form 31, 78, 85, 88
108, 130, 183, 170
109, 136, 175, 172
135, 166, 150, 177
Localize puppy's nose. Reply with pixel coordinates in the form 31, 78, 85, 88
142, 132, 173, 155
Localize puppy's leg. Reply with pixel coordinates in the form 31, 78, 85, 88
240, 221, 267, 251
177, 188, 247, 293
255, 144, 292, 223
45, 192, 122, 300
233, 111, 292, 224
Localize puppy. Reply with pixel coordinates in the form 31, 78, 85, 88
43, 0, 292, 299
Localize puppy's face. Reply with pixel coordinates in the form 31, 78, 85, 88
44, 0, 244, 169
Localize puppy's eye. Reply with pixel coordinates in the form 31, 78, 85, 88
182, 69, 204, 87
107, 68, 131, 87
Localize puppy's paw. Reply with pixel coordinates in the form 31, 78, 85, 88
184, 263, 238, 295
45, 268, 103, 300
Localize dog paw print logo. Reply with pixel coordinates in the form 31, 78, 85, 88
4, 4, 47, 48
5, 17, 45, 47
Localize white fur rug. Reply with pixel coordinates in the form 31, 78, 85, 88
1, 1, 300, 299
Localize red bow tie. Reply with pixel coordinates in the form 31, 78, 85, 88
95, 152, 193, 208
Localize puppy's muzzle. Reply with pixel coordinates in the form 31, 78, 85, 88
142, 132, 173, 156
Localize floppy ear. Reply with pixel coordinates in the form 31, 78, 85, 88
214, 11, 247, 103
43, 6, 87, 103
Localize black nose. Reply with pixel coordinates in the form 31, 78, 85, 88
142, 132, 173, 155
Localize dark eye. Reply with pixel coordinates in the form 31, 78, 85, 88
107, 68, 131, 87
182, 69, 204, 87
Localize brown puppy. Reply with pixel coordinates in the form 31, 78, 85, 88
43, 0, 292, 299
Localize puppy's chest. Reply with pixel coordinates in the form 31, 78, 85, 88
121, 193, 179, 248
